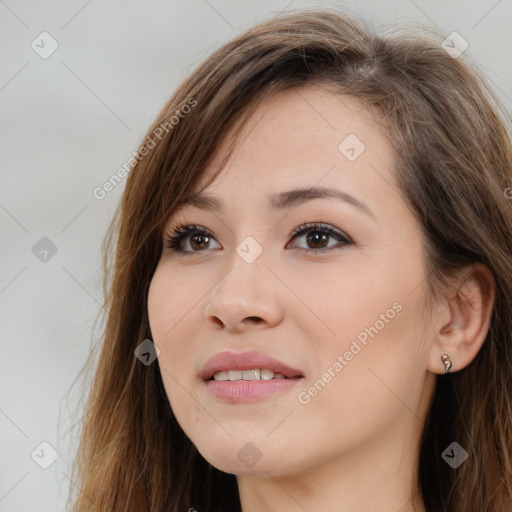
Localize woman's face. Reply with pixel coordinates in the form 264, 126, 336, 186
148, 86, 438, 478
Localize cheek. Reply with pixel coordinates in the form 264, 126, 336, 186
147, 265, 202, 399
283, 257, 404, 352
147, 265, 170, 337
148, 268, 185, 389
315, 289, 430, 421
147, 263, 199, 340
299, 249, 429, 403
295, 300, 428, 454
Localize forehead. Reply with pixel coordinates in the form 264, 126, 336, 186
173, 85, 402, 227
198, 86, 395, 191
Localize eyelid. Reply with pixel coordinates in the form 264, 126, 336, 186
289, 221, 352, 243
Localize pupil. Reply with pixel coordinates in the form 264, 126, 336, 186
191, 235, 208, 250
307, 231, 327, 248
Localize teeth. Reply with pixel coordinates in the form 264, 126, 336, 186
260, 369, 274, 380
227, 370, 242, 380
212, 369, 289, 381
242, 369, 260, 380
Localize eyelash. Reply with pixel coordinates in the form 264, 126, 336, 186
163, 222, 352, 255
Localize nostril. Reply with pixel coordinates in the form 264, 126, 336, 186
209, 317, 223, 329
245, 316, 262, 323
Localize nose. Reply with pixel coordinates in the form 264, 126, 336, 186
203, 249, 284, 332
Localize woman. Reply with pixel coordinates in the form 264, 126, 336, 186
69, 8, 512, 512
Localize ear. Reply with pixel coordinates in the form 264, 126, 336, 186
427, 263, 495, 374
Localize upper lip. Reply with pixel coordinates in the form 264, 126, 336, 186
200, 350, 304, 380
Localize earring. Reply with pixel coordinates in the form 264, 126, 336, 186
441, 353, 453, 373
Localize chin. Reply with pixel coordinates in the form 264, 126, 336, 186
204, 456, 279, 477
192, 437, 283, 476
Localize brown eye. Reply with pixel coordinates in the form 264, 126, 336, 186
189, 233, 210, 251
305, 231, 329, 249
164, 225, 221, 252
164, 222, 351, 254
288, 222, 351, 252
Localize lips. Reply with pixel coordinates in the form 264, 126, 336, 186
200, 350, 304, 381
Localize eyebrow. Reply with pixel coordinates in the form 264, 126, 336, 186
175, 186, 377, 221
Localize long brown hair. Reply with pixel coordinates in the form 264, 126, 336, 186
67, 8, 512, 511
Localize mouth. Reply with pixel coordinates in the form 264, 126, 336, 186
207, 368, 301, 381
200, 350, 304, 380
200, 350, 304, 402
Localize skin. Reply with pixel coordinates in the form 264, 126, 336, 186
147, 85, 495, 512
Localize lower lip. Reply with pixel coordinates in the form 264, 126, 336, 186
204, 377, 302, 402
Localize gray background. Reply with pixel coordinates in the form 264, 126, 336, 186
1, 1, 511, 510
